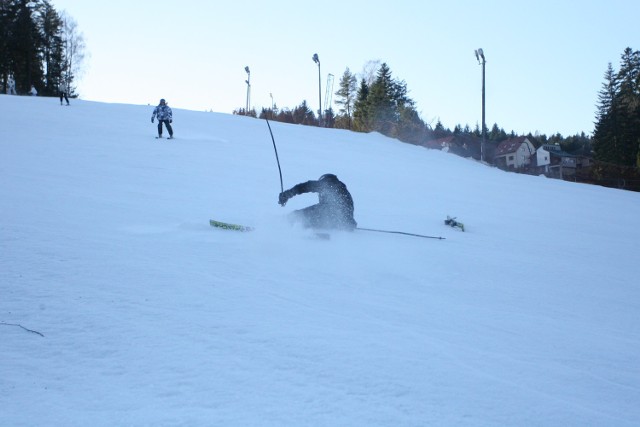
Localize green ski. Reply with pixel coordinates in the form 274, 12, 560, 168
209, 219, 254, 232
209, 219, 332, 240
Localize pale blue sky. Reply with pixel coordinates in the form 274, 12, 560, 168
52, 0, 639, 136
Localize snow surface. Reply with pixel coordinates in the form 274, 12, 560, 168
1, 95, 639, 426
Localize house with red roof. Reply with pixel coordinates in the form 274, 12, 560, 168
494, 137, 535, 169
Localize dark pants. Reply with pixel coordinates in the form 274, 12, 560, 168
60, 92, 69, 105
157, 120, 173, 137
291, 203, 357, 230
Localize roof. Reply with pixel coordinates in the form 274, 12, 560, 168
539, 144, 577, 158
494, 137, 530, 156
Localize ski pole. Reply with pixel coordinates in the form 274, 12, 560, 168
356, 227, 445, 240
265, 117, 284, 193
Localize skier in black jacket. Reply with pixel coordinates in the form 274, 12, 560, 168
278, 173, 357, 230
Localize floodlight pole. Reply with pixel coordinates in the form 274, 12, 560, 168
313, 53, 322, 126
475, 49, 486, 162
245, 66, 251, 113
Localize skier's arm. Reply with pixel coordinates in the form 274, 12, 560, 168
278, 180, 320, 206
289, 180, 321, 196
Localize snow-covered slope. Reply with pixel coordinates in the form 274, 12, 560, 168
2, 95, 639, 426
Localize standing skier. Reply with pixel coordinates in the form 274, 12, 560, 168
59, 80, 70, 105
151, 98, 174, 139
278, 173, 357, 230
7, 75, 16, 95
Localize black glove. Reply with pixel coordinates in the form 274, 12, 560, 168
151, 117, 154, 123
278, 191, 291, 206
169, 119, 172, 123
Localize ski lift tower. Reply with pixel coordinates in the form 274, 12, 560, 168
324, 73, 334, 120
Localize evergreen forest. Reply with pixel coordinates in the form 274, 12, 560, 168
1, 0, 85, 96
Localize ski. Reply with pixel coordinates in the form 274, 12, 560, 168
209, 219, 254, 232
208, 219, 330, 239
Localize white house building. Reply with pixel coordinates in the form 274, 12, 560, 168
494, 137, 536, 169
534, 144, 579, 177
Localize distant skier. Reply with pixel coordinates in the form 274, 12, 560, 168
7, 75, 16, 95
59, 80, 70, 105
151, 98, 174, 139
30, 85, 37, 96
278, 173, 357, 230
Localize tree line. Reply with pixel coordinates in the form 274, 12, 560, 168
1, 0, 85, 96
573, 46, 640, 191
593, 47, 640, 167
237, 61, 593, 160
235, 49, 640, 190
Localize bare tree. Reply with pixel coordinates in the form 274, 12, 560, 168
360, 59, 381, 87
60, 11, 86, 95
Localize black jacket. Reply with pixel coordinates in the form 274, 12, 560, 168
282, 174, 356, 229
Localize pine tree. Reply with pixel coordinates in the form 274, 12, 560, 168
10, 0, 44, 93
396, 102, 425, 144
292, 100, 316, 125
615, 48, 640, 166
323, 107, 335, 128
594, 49, 640, 166
352, 78, 370, 132
334, 67, 357, 129
432, 120, 448, 139
489, 123, 507, 142
37, 0, 64, 95
366, 63, 396, 135
593, 63, 620, 163
473, 123, 481, 138
0, 0, 12, 91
